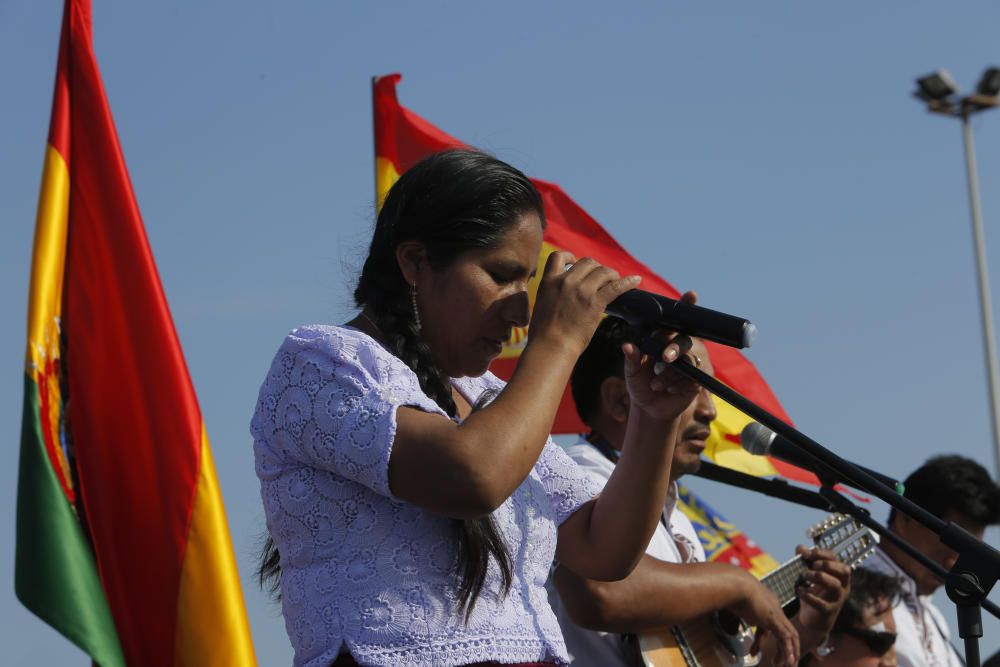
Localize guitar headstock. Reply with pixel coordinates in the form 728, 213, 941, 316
807, 513, 876, 569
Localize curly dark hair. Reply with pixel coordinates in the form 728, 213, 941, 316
832, 568, 903, 634
889, 454, 1000, 527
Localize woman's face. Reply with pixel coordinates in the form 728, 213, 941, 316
415, 211, 544, 378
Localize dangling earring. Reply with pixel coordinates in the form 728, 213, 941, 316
411, 282, 422, 331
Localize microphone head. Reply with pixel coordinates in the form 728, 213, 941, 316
742, 322, 757, 348
740, 422, 776, 456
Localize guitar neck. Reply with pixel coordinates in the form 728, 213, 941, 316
759, 556, 809, 608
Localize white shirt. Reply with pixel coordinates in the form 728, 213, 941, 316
863, 547, 963, 667
545, 437, 705, 667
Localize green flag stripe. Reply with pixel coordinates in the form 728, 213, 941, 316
16, 373, 125, 667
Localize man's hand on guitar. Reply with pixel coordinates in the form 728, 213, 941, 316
729, 572, 800, 667
792, 545, 852, 652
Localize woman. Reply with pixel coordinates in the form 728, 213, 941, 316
251, 149, 699, 667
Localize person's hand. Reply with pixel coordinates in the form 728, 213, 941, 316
794, 546, 852, 647
528, 252, 640, 355
619, 288, 701, 423
729, 573, 800, 667
620, 335, 699, 422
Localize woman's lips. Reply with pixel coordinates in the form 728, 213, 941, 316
484, 337, 507, 354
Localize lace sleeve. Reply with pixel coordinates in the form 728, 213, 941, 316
534, 439, 603, 525
251, 325, 443, 498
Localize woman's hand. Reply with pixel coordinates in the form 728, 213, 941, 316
528, 251, 640, 356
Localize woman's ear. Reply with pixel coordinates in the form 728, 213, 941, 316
395, 241, 427, 285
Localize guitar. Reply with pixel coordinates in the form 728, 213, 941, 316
636, 513, 876, 667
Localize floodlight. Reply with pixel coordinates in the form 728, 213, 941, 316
977, 67, 1000, 97
916, 69, 959, 101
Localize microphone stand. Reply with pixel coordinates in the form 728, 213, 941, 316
694, 462, 1000, 621
814, 482, 1000, 623
647, 346, 1000, 666
692, 460, 830, 511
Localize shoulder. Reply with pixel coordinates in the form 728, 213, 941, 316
269, 324, 417, 386
284, 324, 391, 366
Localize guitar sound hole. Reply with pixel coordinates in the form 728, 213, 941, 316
716, 610, 740, 636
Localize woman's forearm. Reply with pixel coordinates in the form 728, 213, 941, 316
555, 407, 678, 580
389, 333, 581, 516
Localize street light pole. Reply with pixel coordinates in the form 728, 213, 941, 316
960, 109, 1000, 480
915, 69, 1000, 479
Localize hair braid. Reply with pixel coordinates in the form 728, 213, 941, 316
360, 267, 512, 618
367, 277, 457, 417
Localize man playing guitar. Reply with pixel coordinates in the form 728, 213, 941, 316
546, 316, 852, 667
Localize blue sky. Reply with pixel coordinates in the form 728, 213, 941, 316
3, 1, 1000, 663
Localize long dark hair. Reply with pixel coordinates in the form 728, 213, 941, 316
258, 149, 545, 618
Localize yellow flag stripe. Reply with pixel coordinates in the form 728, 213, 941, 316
26, 145, 73, 497
173, 428, 257, 665
375, 157, 399, 213
27, 145, 69, 372
706, 396, 780, 476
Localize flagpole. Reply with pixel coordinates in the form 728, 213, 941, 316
913, 69, 1000, 480
371, 76, 380, 214
960, 110, 1000, 481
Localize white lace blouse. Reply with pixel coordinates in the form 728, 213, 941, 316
251, 325, 602, 667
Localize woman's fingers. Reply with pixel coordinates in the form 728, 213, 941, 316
560, 256, 640, 306
594, 272, 641, 306
542, 250, 578, 278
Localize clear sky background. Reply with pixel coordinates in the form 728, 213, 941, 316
3, 1, 1000, 664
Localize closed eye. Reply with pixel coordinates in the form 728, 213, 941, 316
486, 260, 534, 285
489, 272, 516, 285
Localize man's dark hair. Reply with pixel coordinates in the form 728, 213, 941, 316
570, 316, 634, 426
833, 568, 903, 634
889, 454, 1000, 526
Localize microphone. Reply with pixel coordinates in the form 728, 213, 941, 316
740, 423, 905, 495
605, 289, 757, 349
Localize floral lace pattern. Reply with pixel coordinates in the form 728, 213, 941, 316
251, 325, 602, 667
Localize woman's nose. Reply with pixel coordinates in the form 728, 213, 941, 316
504, 289, 531, 327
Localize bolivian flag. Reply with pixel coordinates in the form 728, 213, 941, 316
15, 1, 256, 664
373, 73, 814, 486
677, 485, 780, 577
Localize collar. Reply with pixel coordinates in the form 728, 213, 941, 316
664, 482, 680, 518
586, 432, 621, 464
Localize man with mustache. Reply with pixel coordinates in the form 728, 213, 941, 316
547, 315, 850, 667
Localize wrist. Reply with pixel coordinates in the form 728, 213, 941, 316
628, 402, 680, 430
524, 328, 584, 360
732, 569, 759, 606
